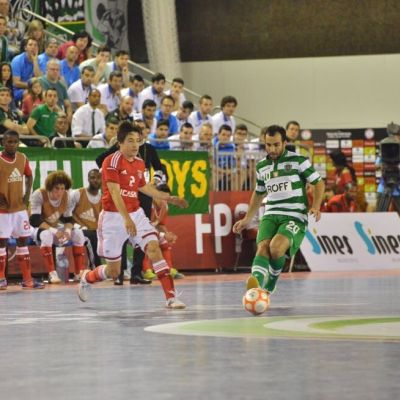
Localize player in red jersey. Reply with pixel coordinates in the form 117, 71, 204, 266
0, 130, 44, 289
78, 122, 188, 308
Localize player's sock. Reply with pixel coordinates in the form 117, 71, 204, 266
251, 255, 269, 287
142, 254, 152, 272
161, 244, 173, 268
16, 246, 33, 283
153, 259, 175, 299
40, 246, 55, 272
84, 265, 108, 283
0, 247, 6, 279
264, 256, 285, 293
72, 245, 86, 274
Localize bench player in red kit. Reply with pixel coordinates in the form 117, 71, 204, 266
78, 121, 188, 308
0, 130, 44, 289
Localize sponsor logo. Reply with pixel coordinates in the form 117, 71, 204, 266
284, 164, 292, 172
305, 229, 353, 255
121, 169, 128, 175
79, 209, 96, 223
120, 189, 137, 198
8, 168, 22, 183
265, 181, 291, 194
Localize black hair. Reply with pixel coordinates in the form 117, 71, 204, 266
161, 95, 175, 105
72, 31, 93, 48
151, 72, 166, 83
286, 120, 300, 129
200, 94, 212, 103
235, 124, 248, 132
142, 99, 156, 109
109, 71, 123, 80
218, 124, 232, 134
329, 150, 357, 182
3, 129, 19, 140
221, 95, 237, 108
265, 125, 287, 141
172, 77, 184, 85
180, 122, 193, 131
115, 50, 129, 57
182, 100, 194, 111
130, 74, 144, 83
117, 121, 141, 143
157, 119, 169, 129
81, 65, 95, 74
97, 44, 111, 53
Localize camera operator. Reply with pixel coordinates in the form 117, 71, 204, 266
376, 123, 400, 213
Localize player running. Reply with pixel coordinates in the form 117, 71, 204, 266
0, 130, 44, 289
78, 121, 188, 309
233, 125, 324, 302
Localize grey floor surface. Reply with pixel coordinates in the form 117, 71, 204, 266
0, 273, 399, 400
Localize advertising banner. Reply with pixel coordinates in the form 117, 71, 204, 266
301, 213, 400, 271
18, 148, 210, 215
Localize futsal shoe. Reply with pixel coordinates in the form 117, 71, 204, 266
166, 297, 186, 309
143, 269, 157, 280
246, 275, 260, 291
0, 278, 7, 290
170, 268, 185, 279
78, 271, 91, 302
130, 275, 152, 285
21, 280, 45, 289
48, 270, 61, 284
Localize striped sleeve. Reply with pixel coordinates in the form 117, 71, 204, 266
298, 157, 321, 184
255, 167, 266, 194
103, 152, 121, 183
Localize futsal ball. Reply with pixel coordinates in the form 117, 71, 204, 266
242, 288, 270, 316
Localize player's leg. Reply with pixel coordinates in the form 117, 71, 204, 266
71, 228, 87, 277
0, 214, 12, 289
37, 228, 61, 283
247, 215, 277, 290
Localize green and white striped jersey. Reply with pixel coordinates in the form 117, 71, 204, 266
255, 149, 321, 223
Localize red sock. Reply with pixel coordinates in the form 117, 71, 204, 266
72, 245, 86, 274
142, 255, 152, 272
161, 245, 173, 268
16, 247, 32, 283
40, 246, 55, 272
0, 247, 6, 279
85, 265, 108, 283
153, 259, 175, 299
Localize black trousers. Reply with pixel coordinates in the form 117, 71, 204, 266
83, 229, 101, 268
119, 193, 153, 279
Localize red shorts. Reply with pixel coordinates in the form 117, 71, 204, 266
0, 210, 30, 239
97, 208, 158, 260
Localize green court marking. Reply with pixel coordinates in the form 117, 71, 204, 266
145, 316, 400, 342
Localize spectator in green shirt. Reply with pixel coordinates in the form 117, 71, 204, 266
27, 87, 59, 144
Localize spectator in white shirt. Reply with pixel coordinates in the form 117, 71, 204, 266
169, 122, 194, 151
188, 94, 213, 135
67, 65, 95, 111
172, 100, 194, 131
106, 49, 130, 87
79, 44, 112, 85
87, 116, 119, 148
212, 95, 237, 135
137, 72, 165, 110
97, 70, 123, 112
134, 99, 157, 135
121, 74, 144, 113
165, 77, 186, 111
194, 122, 213, 152
71, 88, 106, 145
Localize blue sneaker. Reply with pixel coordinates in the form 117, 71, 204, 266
0, 278, 7, 290
21, 280, 45, 290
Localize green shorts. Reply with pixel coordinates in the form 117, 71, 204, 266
256, 214, 307, 257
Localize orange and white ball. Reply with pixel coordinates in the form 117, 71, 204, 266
242, 288, 270, 315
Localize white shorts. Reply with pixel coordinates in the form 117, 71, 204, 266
97, 208, 158, 260
0, 210, 31, 239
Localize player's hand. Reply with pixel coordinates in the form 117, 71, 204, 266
164, 231, 177, 244
232, 219, 248, 234
125, 218, 137, 236
309, 207, 321, 222
168, 196, 188, 208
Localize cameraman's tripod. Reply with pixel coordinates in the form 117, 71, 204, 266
376, 186, 400, 212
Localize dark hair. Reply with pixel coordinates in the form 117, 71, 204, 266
265, 125, 287, 141
0, 15, 6, 23
97, 44, 111, 54
180, 122, 193, 131
218, 124, 232, 134
172, 77, 184, 85
142, 99, 156, 109
329, 150, 357, 182
72, 31, 93, 48
109, 71, 123, 80
0, 85, 11, 94
182, 100, 194, 111
200, 94, 212, 103
151, 72, 165, 83
82, 65, 95, 74
156, 183, 171, 194
130, 74, 144, 83
117, 121, 141, 143
106, 116, 120, 126
286, 120, 300, 129
3, 129, 19, 140
45, 87, 58, 96
115, 50, 129, 57
157, 119, 169, 129
0, 62, 13, 96
221, 95, 237, 108
45, 171, 72, 191
235, 124, 248, 132
88, 168, 100, 177
161, 95, 175, 105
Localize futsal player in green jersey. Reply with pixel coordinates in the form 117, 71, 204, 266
233, 125, 324, 300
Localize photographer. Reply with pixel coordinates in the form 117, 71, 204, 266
376, 123, 400, 213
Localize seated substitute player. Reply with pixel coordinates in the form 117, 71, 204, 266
29, 171, 87, 284
0, 130, 44, 289
78, 122, 188, 308
233, 125, 324, 302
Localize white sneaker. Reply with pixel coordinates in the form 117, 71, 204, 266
48, 270, 61, 284
73, 273, 80, 282
166, 297, 186, 310
78, 271, 91, 302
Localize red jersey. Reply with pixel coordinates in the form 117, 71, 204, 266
101, 151, 146, 212
326, 194, 356, 212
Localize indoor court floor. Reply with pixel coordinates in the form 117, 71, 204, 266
1, 270, 399, 400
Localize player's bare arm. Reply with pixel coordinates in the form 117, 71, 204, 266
309, 179, 325, 222
233, 191, 264, 234
107, 181, 137, 235
23, 175, 33, 206
139, 184, 188, 209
